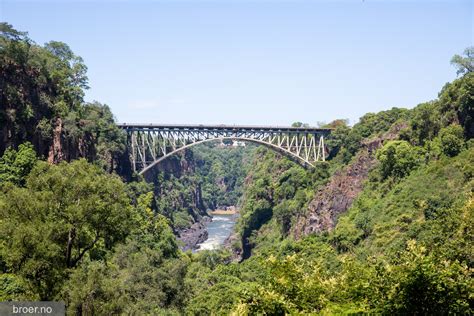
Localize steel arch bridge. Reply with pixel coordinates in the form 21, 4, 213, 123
117, 124, 332, 175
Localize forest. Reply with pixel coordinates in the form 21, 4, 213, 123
0, 23, 473, 315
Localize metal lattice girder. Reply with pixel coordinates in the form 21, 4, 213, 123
117, 124, 332, 175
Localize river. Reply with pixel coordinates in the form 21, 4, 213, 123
196, 214, 237, 251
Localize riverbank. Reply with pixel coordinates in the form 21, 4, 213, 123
177, 216, 211, 251
208, 206, 239, 215
208, 209, 237, 215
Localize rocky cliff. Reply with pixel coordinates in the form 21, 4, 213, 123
292, 126, 403, 239
46, 118, 94, 163
292, 149, 377, 238
144, 149, 210, 250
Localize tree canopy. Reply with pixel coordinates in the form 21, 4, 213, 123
451, 46, 474, 76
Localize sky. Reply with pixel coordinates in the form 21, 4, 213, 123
1, 0, 472, 126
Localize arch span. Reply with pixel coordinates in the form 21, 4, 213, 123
118, 123, 331, 175
140, 136, 319, 175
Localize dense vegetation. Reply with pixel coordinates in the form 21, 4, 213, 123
194, 143, 253, 211
0, 23, 127, 173
137, 143, 252, 232
0, 24, 473, 314
184, 69, 473, 314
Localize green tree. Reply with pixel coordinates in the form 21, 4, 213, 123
439, 124, 465, 157
324, 119, 351, 159
291, 122, 310, 128
62, 214, 183, 315
0, 142, 37, 186
376, 140, 421, 180
437, 73, 474, 138
0, 159, 134, 299
78, 102, 127, 170
451, 46, 474, 76
408, 102, 441, 146
0, 22, 28, 42
381, 241, 472, 315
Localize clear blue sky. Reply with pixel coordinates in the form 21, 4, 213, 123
1, 0, 472, 126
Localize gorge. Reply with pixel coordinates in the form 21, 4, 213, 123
0, 23, 472, 315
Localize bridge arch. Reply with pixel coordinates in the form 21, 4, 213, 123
118, 124, 331, 175
141, 136, 317, 175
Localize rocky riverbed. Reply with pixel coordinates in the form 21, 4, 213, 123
177, 216, 211, 251
178, 208, 240, 252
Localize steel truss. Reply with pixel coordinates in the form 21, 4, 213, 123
117, 124, 331, 175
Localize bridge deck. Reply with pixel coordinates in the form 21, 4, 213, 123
117, 123, 332, 133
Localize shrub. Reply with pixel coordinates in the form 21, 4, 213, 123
376, 140, 421, 180
439, 124, 465, 157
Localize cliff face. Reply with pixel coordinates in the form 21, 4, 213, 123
292, 128, 402, 239
144, 149, 209, 250
46, 118, 94, 164
145, 150, 206, 218
1, 115, 131, 177
2, 116, 95, 164
292, 149, 377, 238
0, 42, 128, 175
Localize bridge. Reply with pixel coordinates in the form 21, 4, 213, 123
117, 123, 332, 175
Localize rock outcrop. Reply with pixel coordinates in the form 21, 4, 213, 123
223, 230, 243, 261
293, 149, 377, 238
47, 118, 94, 164
177, 217, 211, 251
292, 125, 404, 239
